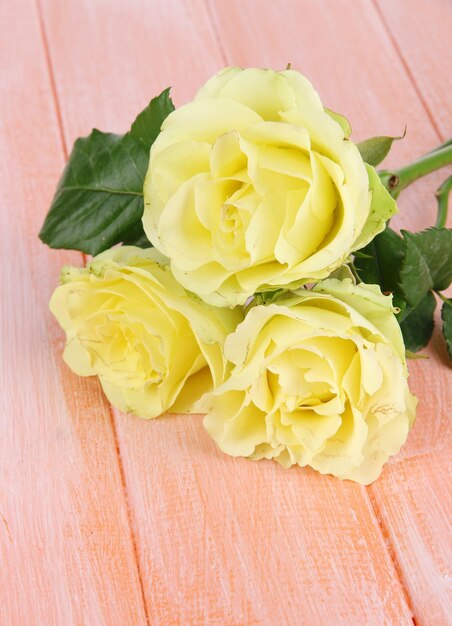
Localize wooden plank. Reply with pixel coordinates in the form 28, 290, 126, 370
370, 450, 452, 625
39, 0, 226, 145
375, 0, 452, 140
114, 387, 431, 604
118, 412, 416, 625
36, 0, 432, 623
0, 1, 148, 624
369, 318, 452, 626
206, 1, 452, 623
206, 0, 449, 230
369, 2, 452, 622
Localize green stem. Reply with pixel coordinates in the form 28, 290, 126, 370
379, 143, 452, 199
426, 138, 452, 155
348, 260, 360, 283
435, 290, 451, 305
435, 175, 452, 228
405, 350, 429, 360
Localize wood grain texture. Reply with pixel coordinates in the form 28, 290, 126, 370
0, 1, 147, 624
375, 0, 452, 140
118, 413, 417, 625
39, 0, 225, 144
369, 2, 452, 622
2, 0, 451, 624
205, 1, 452, 622
38, 0, 450, 624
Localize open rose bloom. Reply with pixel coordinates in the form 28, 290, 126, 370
50, 247, 242, 419
202, 280, 416, 484
143, 67, 396, 306
48, 67, 418, 484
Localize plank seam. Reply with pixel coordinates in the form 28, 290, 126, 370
35, 0, 69, 159
203, 0, 229, 66
364, 486, 417, 624
366, 4, 445, 622
198, 3, 420, 622
109, 407, 151, 625
34, 3, 150, 623
31, 3, 432, 624
371, 0, 443, 141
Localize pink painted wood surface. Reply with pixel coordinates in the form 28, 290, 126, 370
376, 0, 452, 140
206, 2, 452, 622
1, 0, 451, 624
38, 0, 414, 622
0, 1, 148, 624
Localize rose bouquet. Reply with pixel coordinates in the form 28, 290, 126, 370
40, 67, 452, 484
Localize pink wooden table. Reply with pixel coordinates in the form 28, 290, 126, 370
1, 1, 451, 624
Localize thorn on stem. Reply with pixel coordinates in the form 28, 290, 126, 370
388, 174, 399, 189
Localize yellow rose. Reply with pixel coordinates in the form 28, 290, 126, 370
50, 247, 242, 419
143, 67, 396, 306
202, 279, 416, 484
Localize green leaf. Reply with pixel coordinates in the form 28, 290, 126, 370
324, 108, 352, 138
121, 221, 154, 248
399, 227, 452, 308
355, 225, 452, 354
441, 298, 452, 362
353, 251, 373, 259
328, 264, 356, 283
129, 88, 174, 148
357, 129, 405, 166
39, 90, 174, 255
39, 132, 147, 254
354, 226, 403, 293
255, 289, 286, 305
400, 291, 436, 352
352, 164, 397, 250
